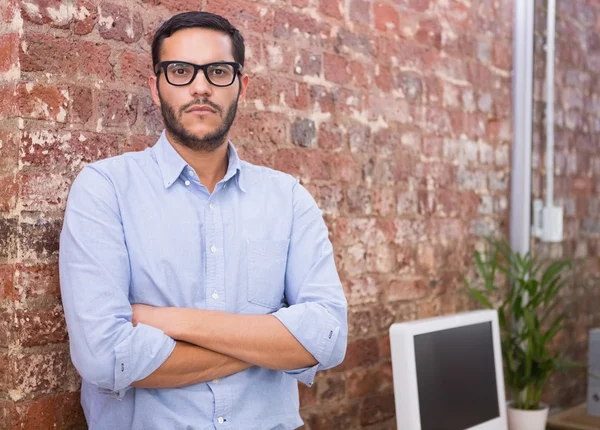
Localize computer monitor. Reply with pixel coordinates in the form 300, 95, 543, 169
389, 309, 507, 430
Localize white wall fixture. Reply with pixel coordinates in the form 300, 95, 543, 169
532, 0, 564, 243
511, 0, 535, 254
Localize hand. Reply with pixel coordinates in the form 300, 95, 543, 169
131, 304, 176, 337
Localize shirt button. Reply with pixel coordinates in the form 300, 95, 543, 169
184, 180, 190, 186
189, 170, 194, 176
209, 203, 214, 210
211, 292, 219, 300
217, 417, 224, 424
210, 245, 217, 253
213, 379, 219, 384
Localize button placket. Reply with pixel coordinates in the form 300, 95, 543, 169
204, 199, 225, 311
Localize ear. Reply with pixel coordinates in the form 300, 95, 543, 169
149, 74, 161, 108
237, 73, 250, 104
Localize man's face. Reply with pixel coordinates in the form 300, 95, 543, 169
149, 28, 249, 151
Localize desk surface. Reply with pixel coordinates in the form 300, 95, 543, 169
547, 403, 600, 430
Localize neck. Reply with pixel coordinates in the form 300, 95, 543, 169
166, 130, 229, 193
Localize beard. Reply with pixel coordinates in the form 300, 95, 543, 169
159, 90, 239, 152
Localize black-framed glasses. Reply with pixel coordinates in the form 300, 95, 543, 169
155, 61, 243, 87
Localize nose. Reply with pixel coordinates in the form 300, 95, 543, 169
189, 69, 213, 98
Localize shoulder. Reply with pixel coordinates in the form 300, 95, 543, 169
83, 148, 154, 179
240, 160, 300, 192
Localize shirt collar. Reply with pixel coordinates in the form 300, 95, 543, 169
152, 131, 246, 193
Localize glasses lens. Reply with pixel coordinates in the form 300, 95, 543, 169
206, 63, 236, 86
166, 63, 196, 85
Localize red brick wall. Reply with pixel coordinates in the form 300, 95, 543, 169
0, 0, 517, 428
532, 0, 600, 410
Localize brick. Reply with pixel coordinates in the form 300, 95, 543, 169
338, 243, 367, 277
206, 0, 274, 34
0, 33, 19, 76
235, 144, 275, 169
0, 217, 17, 260
74, 0, 98, 35
10, 349, 70, 395
319, 0, 343, 20
22, 0, 65, 27
304, 402, 360, 430
0, 265, 16, 301
136, 93, 164, 135
309, 85, 335, 114
20, 173, 71, 212
291, 118, 316, 148
230, 111, 287, 146
16, 264, 61, 302
21, 34, 113, 80
69, 85, 93, 124
120, 50, 152, 87
21, 130, 121, 171
0, 350, 8, 391
360, 392, 395, 425
318, 122, 346, 151
0, 84, 18, 120
335, 28, 375, 57
348, 307, 377, 339
0, 126, 19, 175
373, 186, 396, 216
18, 83, 70, 123
245, 75, 274, 108
386, 278, 427, 302
0, 0, 19, 23
272, 78, 309, 110
264, 42, 294, 73
350, 0, 371, 26
97, 90, 138, 127
0, 175, 17, 212
13, 308, 68, 347
336, 337, 380, 372
316, 373, 346, 402
323, 53, 350, 86
344, 276, 380, 305
375, 65, 394, 92
9, 392, 85, 429
415, 18, 442, 50
298, 383, 316, 409
348, 60, 371, 89
18, 218, 62, 262
126, 135, 156, 153
294, 50, 322, 77
273, 10, 331, 48
374, 3, 399, 32
398, 0, 430, 12
275, 148, 332, 181
98, 3, 143, 43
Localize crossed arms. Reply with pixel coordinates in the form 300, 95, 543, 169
130, 307, 318, 388
59, 166, 348, 393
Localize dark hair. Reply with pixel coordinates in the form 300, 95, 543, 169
151, 11, 245, 73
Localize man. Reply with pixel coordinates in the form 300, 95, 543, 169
59, 11, 348, 430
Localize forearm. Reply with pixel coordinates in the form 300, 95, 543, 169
171, 309, 317, 370
132, 341, 252, 389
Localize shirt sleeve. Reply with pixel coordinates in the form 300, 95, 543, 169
271, 180, 348, 386
59, 165, 176, 396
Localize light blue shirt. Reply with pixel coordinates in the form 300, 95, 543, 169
59, 131, 348, 430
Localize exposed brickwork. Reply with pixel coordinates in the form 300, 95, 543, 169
2, 0, 591, 428
532, 0, 600, 410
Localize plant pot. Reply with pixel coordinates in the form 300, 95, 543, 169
507, 402, 549, 430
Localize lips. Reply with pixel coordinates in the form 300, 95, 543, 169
186, 105, 216, 113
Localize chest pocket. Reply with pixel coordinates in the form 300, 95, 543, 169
246, 239, 290, 309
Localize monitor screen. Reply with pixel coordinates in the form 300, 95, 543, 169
414, 321, 500, 430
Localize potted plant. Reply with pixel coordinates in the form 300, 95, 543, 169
465, 238, 578, 430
